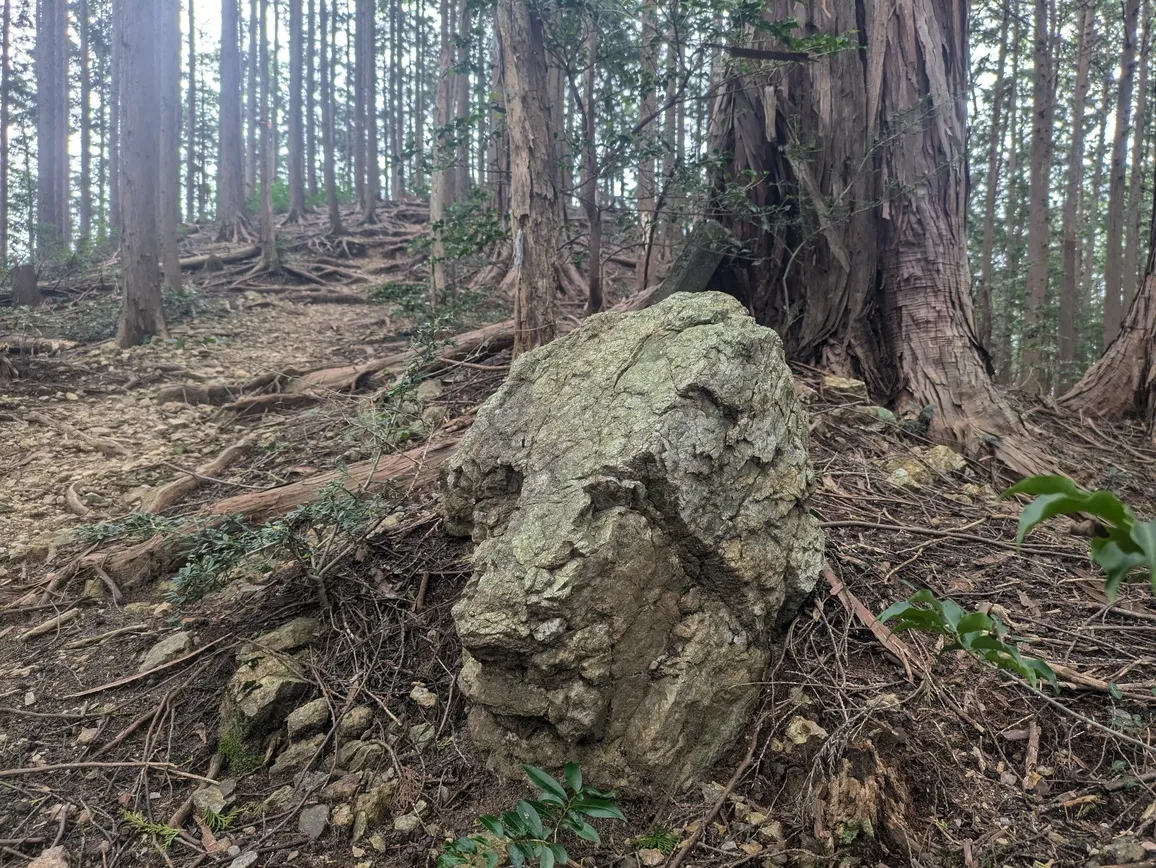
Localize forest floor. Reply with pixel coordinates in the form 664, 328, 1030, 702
2, 207, 1156, 868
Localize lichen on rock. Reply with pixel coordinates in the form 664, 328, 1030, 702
443, 292, 824, 789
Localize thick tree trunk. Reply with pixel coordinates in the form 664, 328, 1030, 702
1057, 0, 1096, 391
711, 0, 1042, 472
1083, 71, 1112, 349
218, 0, 248, 240
580, 15, 601, 315
1124, 0, 1152, 306
158, 0, 182, 291
259, 0, 279, 272
36, 0, 69, 253
390, 0, 404, 199
976, 5, 1009, 352
1104, 0, 1142, 344
286, 0, 307, 221
306, 0, 318, 199
79, 0, 92, 248
320, 0, 342, 234
454, 0, 472, 196
246, 0, 259, 198
636, 0, 656, 290
361, 0, 379, 224
415, 0, 426, 188
429, 0, 457, 300
352, 0, 366, 209
1018, 0, 1057, 392
1062, 189, 1156, 433
186, 0, 196, 224
109, 0, 121, 239
993, 0, 1023, 383
496, 0, 559, 356
116, 0, 167, 347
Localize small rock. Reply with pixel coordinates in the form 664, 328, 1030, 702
192, 785, 227, 816
337, 739, 384, 773
298, 804, 330, 840
638, 850, 665, 867
263, 785, 296, 813
123, 602, 153, 616
139, 631, 192, 673
152, 602, 174, 618
369, 833, 388, 852
80, 579, 104, 599
393, 814, 422, 836
228, 853, 258, 868
409, 684, 438, 709
28, 846, 69, 868
321, 773, 362, 802
287, 698, 330, 740
336, 706, 374, 740
784, 716, 828, 745
332, 803, 354, 827
76, 727, 100, 746
24, 690, 36, 706
820, 374, 869, 401
270, 734, 326, 777
921, 444, 967, 475
251, 617, 318, 653
415, 379, 443, 403
408, 722, 434, 752
745, 811, 768, 826
65, 392, 79, 401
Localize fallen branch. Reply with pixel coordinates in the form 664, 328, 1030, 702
0, 761, 219, 784
63, 636, 231, 699
145, 437, 253, 514
19, 608, 80, 641
0, 335, 76, 355
179, 245, 260, 271
20, 411, 129, 458
65, 483, 91, 517
63, 624, 148, 649
823, 566, 919, 680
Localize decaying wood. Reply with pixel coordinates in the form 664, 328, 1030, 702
19, 608, 79, 641
145, 436, 253, 514
219, 391, 321, 418
0, 335, 76, 354
179, 244, 260, 270
154, 372, 283, 406
64, 483, 91, 517
613, 219, 733, 312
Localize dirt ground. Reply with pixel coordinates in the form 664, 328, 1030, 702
3, 207, 1156, 868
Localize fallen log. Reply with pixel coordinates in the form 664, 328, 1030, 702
179, 245, 260, 271
145, 437, 253, 514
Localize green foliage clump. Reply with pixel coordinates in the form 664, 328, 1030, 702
121, 810, 181, 850
1005, 474, 1156, 599
879, 589, 1057, 690
439, 764, 625, 868
635, 825, 680, 854
76, 511, 173, 544
418, 191, 509, 265
218, 730, 265, 776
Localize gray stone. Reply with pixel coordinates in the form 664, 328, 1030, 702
138, 631, 192, 673
337, 739, 384, 772
336, 706, 374, 740
392, 814, 422, 836
228, 853, 258, 868
249, 617, 318, 653
191, 785, 227, 816
408, 722, 434, 752
443, 292, 823, 789
286, 698, 330, 740
263, 785, 295, 813
27, 848, 69, 868
321, 773, 363, 802
298, 804, 330, 840
415, 379, 443, 403
270, 733, 326, 777
218, 646, 311, 745
351, 779, 398, 842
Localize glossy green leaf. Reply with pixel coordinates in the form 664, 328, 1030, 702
479, 815, 503, 838
1092, 539, 1149, 600
516, 801, 545, 839
563, 762, 582, 794
540, 845, 555, 868
523, 766, 567, 803
1002, 475, 1082, 498
1130, 520, 1156, 590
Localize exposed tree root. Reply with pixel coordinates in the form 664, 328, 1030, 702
179, 244, 260, 271
144, 437, 254, 514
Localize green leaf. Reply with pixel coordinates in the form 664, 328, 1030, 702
877, 600, 917, 623
1130, 520, 1156, 590
1109, 682, 1124, 700
455, 836, 477, 853
1092, 539, 1148, 600
1002, 475, 1082, 498
485, 851, 500, 868
574, 799, 626, 821
516, 801, 545, 839
509, 843, 526, 868
523, 766, 567, 803
955, 611, 996, 637
501, 809, 528, 837
479, 815, 504, 838
569, 818, 601, 844
563, 762, 582, 794
547, 843, 568, 865
1022, 658, 1058, 691
939, 597, 966, 631
540, 845, 555, 868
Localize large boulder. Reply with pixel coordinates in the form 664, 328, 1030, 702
444, 292, 823, 790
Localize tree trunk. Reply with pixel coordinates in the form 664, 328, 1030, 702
286, 0, 307, 221
1057, 0, 1096, 391
158, 0, 182, 291
361, 0, 379, 223
36, 0, 69, 253
976, 3, 1010, 352
579, 12, 601, 315
79, 0, 92, 248
710, 0, 1042, 472
246, 0, 259, 198
186, 0, 197, 224
993, 0, 1023, 383
415, 0, 426, 188
1082, 70, 1113, 353
454, 0, 471, 196
218, 0, 248, 240
2, 0, 12, 265
636, 0, 657, 290
429, 0, 457, 300
117, 0, 167, 347
109, 0, 121, 239
496, 0, 559, 356
1124, 0, 1152, 306
320, 0, 342, 235
306, 0, 317, 199
259, 0, 280, 272
1018, 0, 1057, 392
390, 0, 404, 198
1061, 186, 1156, 433
1104, 0, 1142, 344
352, 0, 366, 210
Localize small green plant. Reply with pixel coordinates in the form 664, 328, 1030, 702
200, 805, 240, 832
218, 730, 265, 776
879, 590, 1057, 690
439, 764, 625, 868
76, 511, 174, 544
121, 809, 181, 850
1004, 474, 1156, 599
635, 825, 679, 854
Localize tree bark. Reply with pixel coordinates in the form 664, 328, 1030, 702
636, 0, 657, 290
186, 0, 197, 224
286, 0, 307, 221
35, 0, 69, 253
79, 0, 92, 248
158, 0, 182, 291
454, 0, 472, 196
218, 0, 248, 240
116, 0, 167, 347
1057, 0, 1096, 391
390, 0, 405, 198
259, 0, 279, 272
993, 0, 1023, 383
710, 0, 1043, 472
496, 0, 559, 356
415, 0, 426, 188
109, 0, 122, 239
320, 0, 342, 234
1104, 0, 1142, 344
360, 0, 379, 223
579, 11, 601, 315
1018, 0, 1057, 392
1124, 0, 1152, 306
1083, 70, 1112, 350
429, 0, 458, 300
246, 0, 259, 198
306, 0, 318, 199
976, 3, 1010, 352
2, 0, 11, 265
